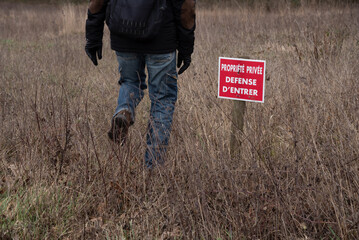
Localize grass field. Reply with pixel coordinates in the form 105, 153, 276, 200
1, 2, 359, 239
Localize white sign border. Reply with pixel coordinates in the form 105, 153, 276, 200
218, 57, 266, 103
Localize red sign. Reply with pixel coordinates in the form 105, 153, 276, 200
218, 57, 266, 103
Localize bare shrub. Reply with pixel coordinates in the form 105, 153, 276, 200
60, 3, 85, 36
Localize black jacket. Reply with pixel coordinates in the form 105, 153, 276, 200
86, 0, 196, 56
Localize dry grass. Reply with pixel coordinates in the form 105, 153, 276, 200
1, 2, 359, 239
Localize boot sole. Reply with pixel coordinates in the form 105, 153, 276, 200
108, 115, 129, 145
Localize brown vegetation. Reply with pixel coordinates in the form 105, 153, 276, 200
1, 2, 358, 239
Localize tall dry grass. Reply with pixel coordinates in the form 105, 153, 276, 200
0, 2, 358, 239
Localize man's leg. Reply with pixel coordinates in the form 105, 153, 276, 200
109, 52, 146, 144
145, 51, 177, 167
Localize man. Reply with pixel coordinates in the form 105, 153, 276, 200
85, 0, 196, 167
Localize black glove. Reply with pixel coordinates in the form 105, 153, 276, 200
177, 52, 191, 75
85, 41, 102, 66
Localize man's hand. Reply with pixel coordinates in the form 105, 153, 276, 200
85, 43, 102, 66
177, 53, 191, 75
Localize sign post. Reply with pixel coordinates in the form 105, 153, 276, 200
218, 57, 266, 158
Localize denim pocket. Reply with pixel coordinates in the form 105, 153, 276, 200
149, 52, 174, 64
116, 51, 138, 60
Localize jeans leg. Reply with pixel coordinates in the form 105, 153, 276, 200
144, 52, 177, 167
114, 52, 146, 123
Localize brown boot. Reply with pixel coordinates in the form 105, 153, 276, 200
108, 110, 132, 145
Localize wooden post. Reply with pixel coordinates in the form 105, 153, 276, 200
230, 100, 246, 158
230, 56, 250, 159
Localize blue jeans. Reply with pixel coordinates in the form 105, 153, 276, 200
114, 51, 178, 168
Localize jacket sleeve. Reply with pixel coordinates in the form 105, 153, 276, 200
172, 0, 196, 56
85, 0, 109, 47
